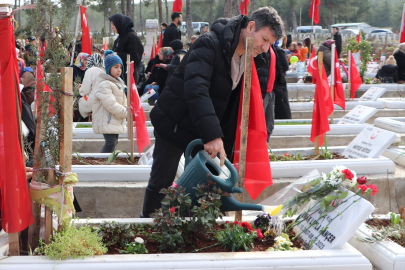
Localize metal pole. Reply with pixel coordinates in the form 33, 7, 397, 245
330, 44, 335, 124
299, 6, 302, 38
311, 0, 315, 40
348, 50, 351, 100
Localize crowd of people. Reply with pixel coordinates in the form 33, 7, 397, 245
13, 6, 405, 219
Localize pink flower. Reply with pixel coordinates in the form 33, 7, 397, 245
368, 184, 378, 196
169, 206, 175, 213
342, 169, 354, 180
171, 182, 178, 188
255, 228, 263, 240
357, 176, 367, 185
357, 184, 367, 194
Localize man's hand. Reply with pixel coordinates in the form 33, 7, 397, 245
204, 138, 227, 167
26, 167, 33, 180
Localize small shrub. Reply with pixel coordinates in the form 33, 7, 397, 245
215, 223, 257, 252
37, 225, 107, 260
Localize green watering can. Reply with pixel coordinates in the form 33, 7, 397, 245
176, 139, 282, 215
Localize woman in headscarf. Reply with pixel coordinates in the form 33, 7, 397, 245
70, 52, 89, 83
143, 47, 174, 103
78, 53, 105, 119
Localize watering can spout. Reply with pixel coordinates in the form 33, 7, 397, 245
221, 195, 283, 216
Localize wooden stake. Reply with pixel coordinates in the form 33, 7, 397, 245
127, 55, 134, 160
57, 67, 73, 232
314, 51, 324, 156
28, 91, 50, 250
235, 37, 254, 222
152, 35, 156, 59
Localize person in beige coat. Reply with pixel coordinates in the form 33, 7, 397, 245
79, 53, 105, 118
92, 50, 128, 153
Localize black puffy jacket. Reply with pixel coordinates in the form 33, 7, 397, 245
375, 65, 398, 83
166, 48, 187, 82
109, 14, 144, 84
393, 49, 405, 81
150, 15, 265, 151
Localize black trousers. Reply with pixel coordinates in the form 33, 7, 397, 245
141, 132, 184, 217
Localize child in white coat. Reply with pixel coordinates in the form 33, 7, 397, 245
92, 50, 128, 153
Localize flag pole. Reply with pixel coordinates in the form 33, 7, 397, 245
348, 50, 351, 100
153, 35, 156, 58
127, 55, 134, 160
314, 51, 323, 155
330, 44, 335, 124
400, 4, 405, 42
311, 0, 315, 40
235, 37, 254, 222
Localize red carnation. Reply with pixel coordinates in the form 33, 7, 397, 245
368, 184, 379, 196
342, 169, 354, 180
284, 153, 289, 157
169, 206, 175, 213
233, 221, 240, 226
171, 182, 178, 188
255, 228, 263, 240
241, 221, 253, 231
357, 184, 367, 194
357, 176, 367, 185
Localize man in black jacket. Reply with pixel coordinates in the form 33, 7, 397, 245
141, 7, 284, 217
333, 27, 342, 58
162, 12, 182, 47
109, 13, 144, 84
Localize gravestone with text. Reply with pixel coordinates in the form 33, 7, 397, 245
295, 190, 374, 250
341, 126, 398, 158
337, 105, 377, 124
359, 87, 387, 101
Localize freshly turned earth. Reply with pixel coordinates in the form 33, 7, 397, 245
270, 152, 346, 161
72, 157, 140, 165
104, 223, 305, 254
365, 218, 405, 247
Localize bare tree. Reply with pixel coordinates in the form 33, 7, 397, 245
209, 0, 214, 26
139, 0, 144, 37
154, 0, 157, 19
251, 0, 255, 15
186, 0, 193, 40
126, 0, 133, 21
165, 0, 168, 23
289, 0, 298, 36
158, 0, 163, 23
223, 0, 235, 18
121, 0, 125, 15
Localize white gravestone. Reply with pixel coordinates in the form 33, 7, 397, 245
337, 105, 378, 124
144, 19, 158, 61
295, 189, 374, 250
359, 87, 387, 101
342, 126, 398, 159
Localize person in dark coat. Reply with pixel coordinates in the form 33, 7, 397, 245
141, 7, 285, 218
333, 27, 342, 58
109, 13, 144, 84
273, 45, 291, 120
317, 40, 334, 77
393, 43, 405, 82
164, 39, 187, 82
375, 56, 398, 83
162, 12, 182, 47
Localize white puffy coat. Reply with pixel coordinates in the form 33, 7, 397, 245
92, 73, 128, 134
78, 66, 105, 118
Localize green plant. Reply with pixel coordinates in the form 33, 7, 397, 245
37, 224, 107, 260
106, 149, 124, 164
358, 220, 405, 245
266, 233, 301, 251
119, 238, 148, 254
97, 221, 135, 248
346, 38, 373, 81
215, 223, 257, 252
73, 152, 91, 165
121, 150, 134, 164
390, 212, 405, 227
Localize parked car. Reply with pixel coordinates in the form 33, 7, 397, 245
180, 22, 209, 35
370, 29, 393, 36
340, 29, 360, 36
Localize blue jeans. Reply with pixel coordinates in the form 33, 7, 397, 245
143, 84, 159, 102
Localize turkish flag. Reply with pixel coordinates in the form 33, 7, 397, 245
333, 49, 345, 110
309, 0, 320, 25
307, 47, 316, 75
150, 44, 158, 60
240, 0, 250, 16
157, 30, 163, 51
349, 51, 362, 99
266, 46, 276, 93
130, 63, 150, 154
356, 32, 361, 44
172, 0, 183, 13
233, 59, 272, 201
0, 17, 34, 233
310, 60, 333, 147
39, 40, 46, 58
400, 6, 405, 43
103, 37, 109, 51
80, 6, 92, 55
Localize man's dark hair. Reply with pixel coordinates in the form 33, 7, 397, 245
161, 22, 168, 27
333, 27, 339, 31
304, 75, 313, 83
297, 42, 302, 46
250, 7, 285, 41
171, 12, 182, 21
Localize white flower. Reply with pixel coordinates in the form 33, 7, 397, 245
134, 237, 144, 244
274, 236, 285, 243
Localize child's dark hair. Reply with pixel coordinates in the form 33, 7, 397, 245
304, 75, 313, 83
297, 42, 302, 46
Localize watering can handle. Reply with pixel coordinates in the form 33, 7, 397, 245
184, 139, 204, 168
